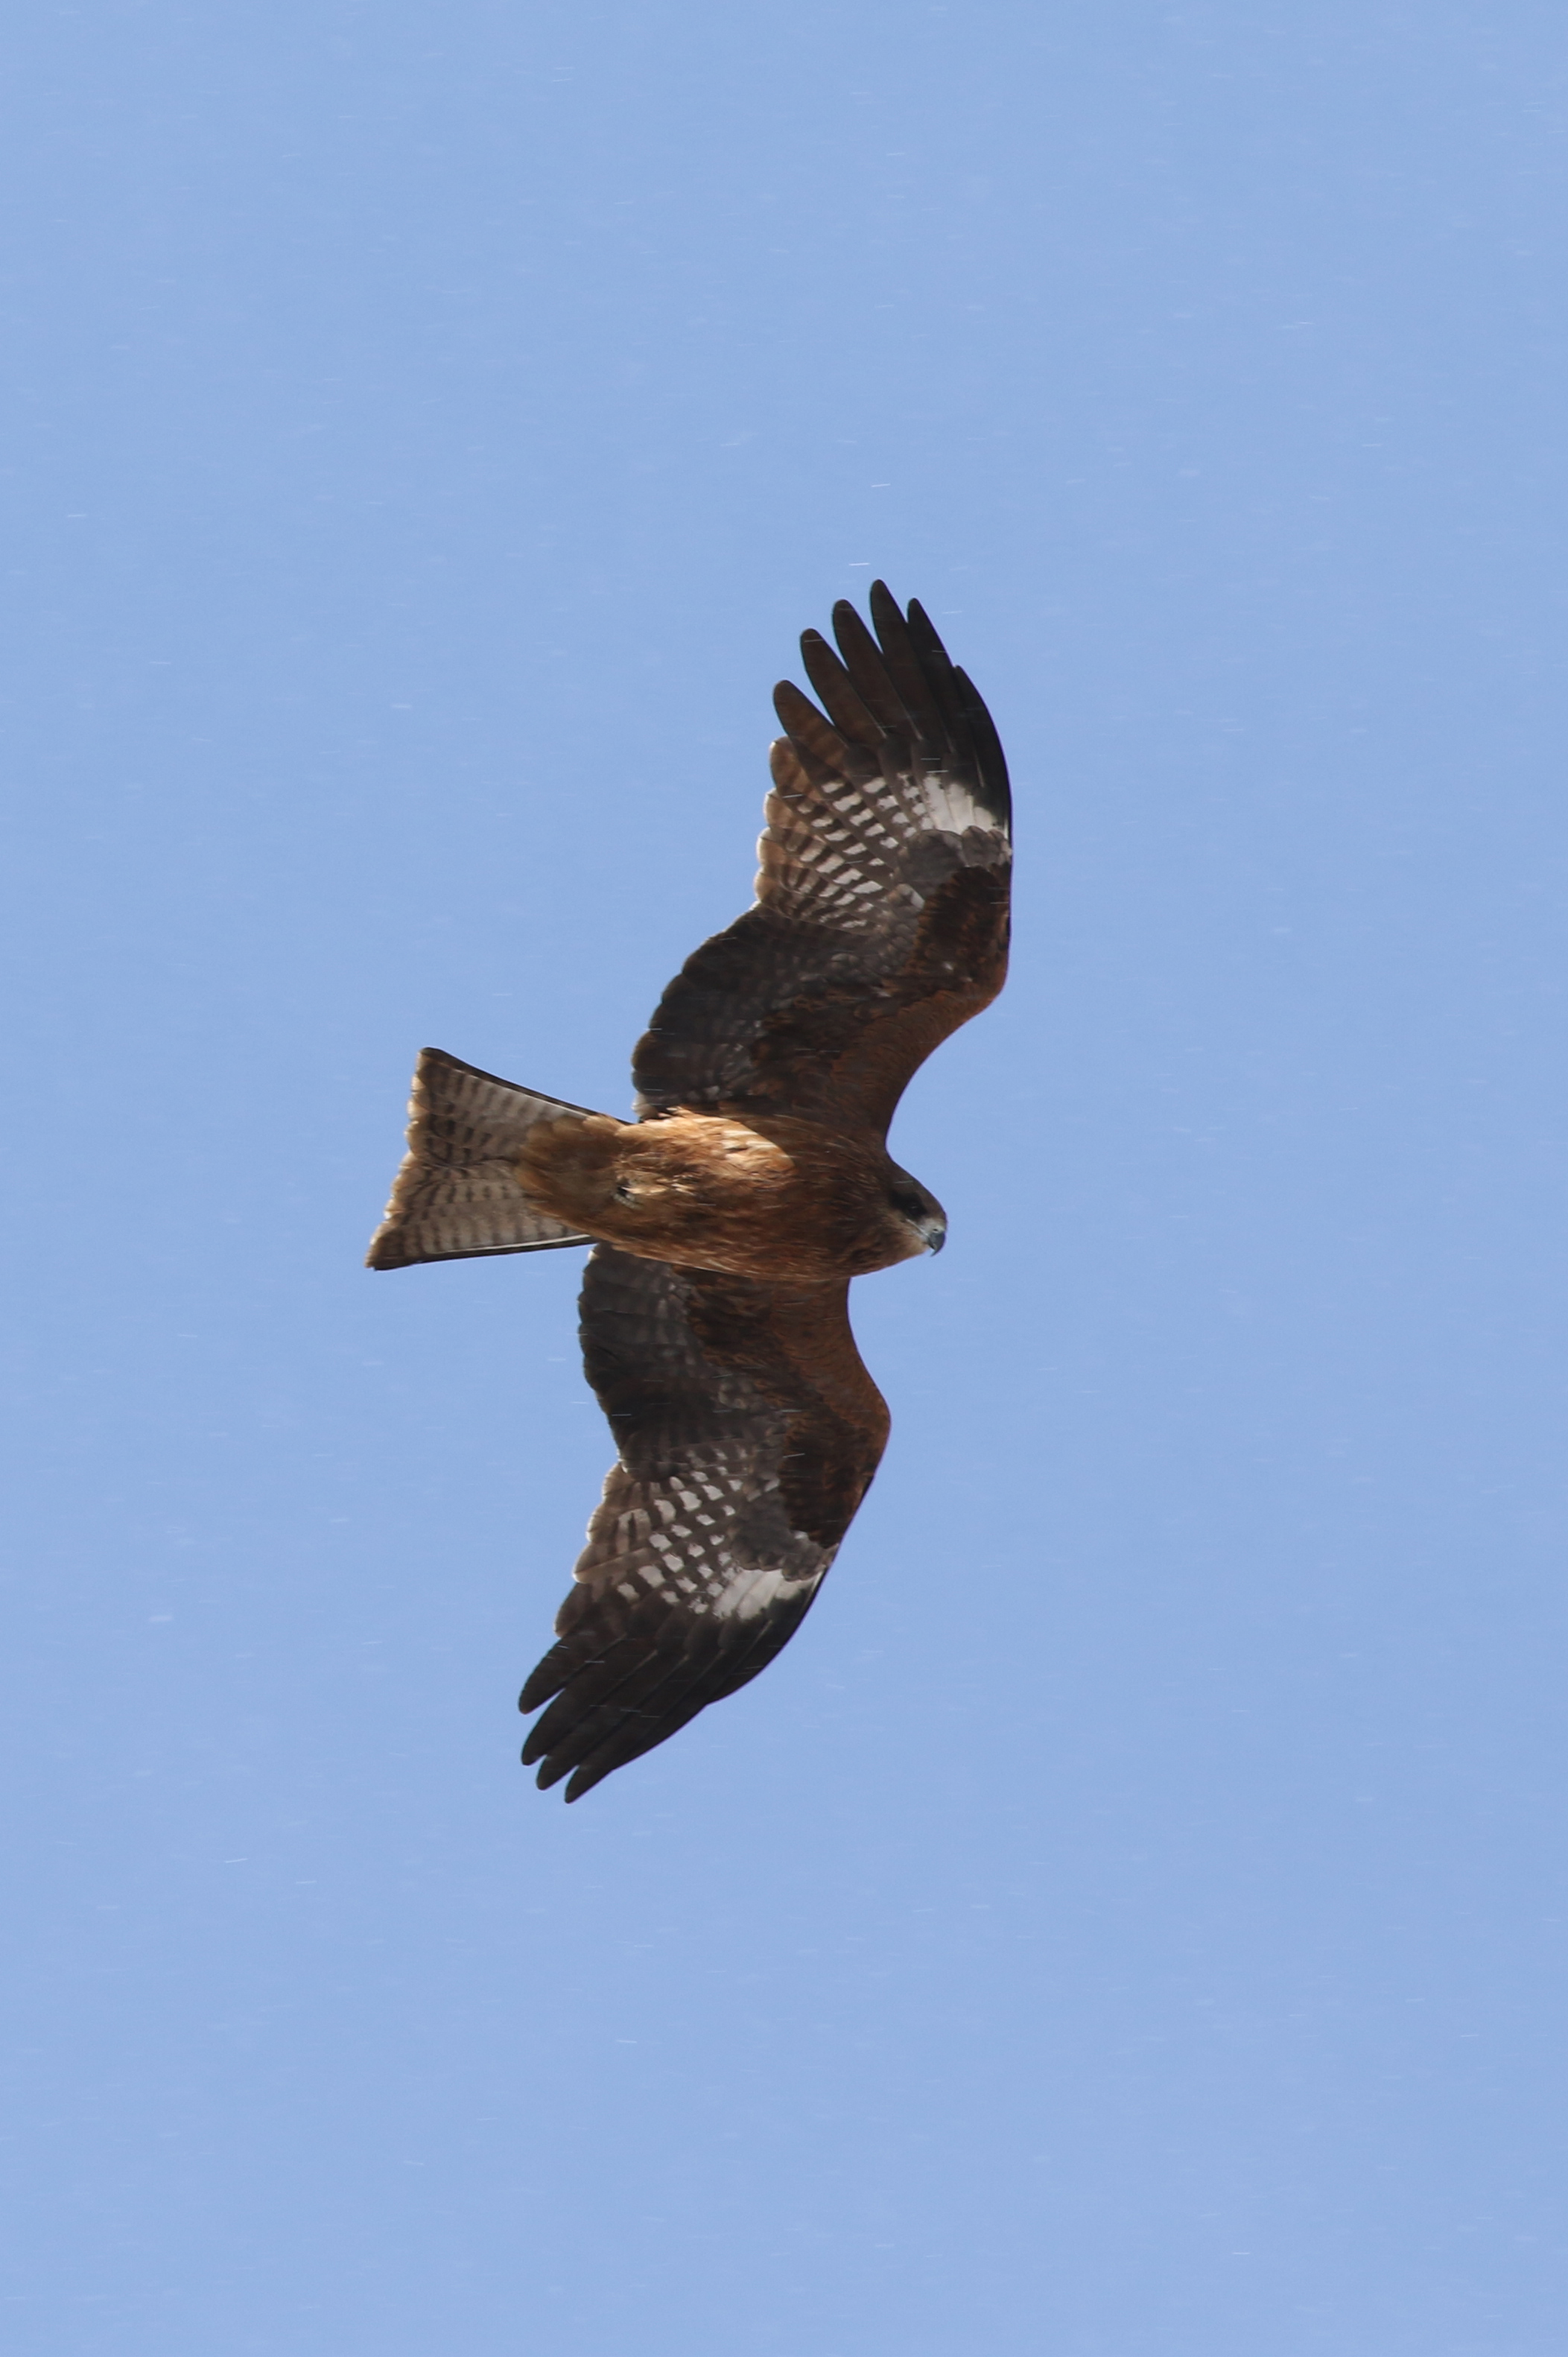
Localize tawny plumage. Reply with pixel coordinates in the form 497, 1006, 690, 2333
367, 583, 1012, 1799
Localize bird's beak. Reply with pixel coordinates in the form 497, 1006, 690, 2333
921, 1214, 947, 1255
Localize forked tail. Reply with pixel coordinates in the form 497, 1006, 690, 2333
366, 1048, 603, 1269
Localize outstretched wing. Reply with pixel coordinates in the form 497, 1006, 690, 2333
632, 582, 1011, 1136
519, 1245, 890, 1801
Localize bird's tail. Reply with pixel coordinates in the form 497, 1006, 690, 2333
366, 1048, 602, 1269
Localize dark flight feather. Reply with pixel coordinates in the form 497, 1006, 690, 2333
866, 578, 950, 750
799, 628, 887, 750
632, 582, 1011, 1135
830, 597, 920, 740
518, 1246, 889, 1800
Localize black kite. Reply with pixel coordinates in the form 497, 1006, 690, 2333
368, 584, 1012, 1798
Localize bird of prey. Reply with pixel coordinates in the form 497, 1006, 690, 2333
367, 583, 1012, 1799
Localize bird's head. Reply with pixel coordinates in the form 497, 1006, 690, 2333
883, 1167, 948, 1262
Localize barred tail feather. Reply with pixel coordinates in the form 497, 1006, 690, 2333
366, 1047, 600, 1269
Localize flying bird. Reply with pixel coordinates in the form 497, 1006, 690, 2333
367, 583, 1012, 1799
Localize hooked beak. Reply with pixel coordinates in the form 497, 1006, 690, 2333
920, 1214, 947, 1256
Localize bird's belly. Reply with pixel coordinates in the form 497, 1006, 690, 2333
518, 1109, 900, 1281
599, 1155, 875, 1281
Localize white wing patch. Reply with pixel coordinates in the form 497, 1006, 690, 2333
713, 1564, 817, 1622
919, 770, 993, 837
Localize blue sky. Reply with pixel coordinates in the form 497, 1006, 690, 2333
2, 4, 1566, 2350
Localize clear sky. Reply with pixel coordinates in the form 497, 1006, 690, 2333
3, 4, 1566, 2351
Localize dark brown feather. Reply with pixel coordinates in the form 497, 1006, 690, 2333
632, 585, 1011, 1135
518, 1246, 889, 1800
831, 598, 921, 740
770, 678, 857, 781
799, 629, 886, 750
867, 578, 952, 752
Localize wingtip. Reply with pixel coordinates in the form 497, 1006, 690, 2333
778, 586, 1008, 837
866, 577, 900, 638
521, 1741, 605, 1801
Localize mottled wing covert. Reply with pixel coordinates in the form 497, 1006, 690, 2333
519, 1245, 889, 1800
632, 582, 1012, 1135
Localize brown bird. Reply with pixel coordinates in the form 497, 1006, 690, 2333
366, 583, 1012, 1799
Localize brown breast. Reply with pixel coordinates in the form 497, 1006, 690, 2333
516, 1107, 912, 1282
